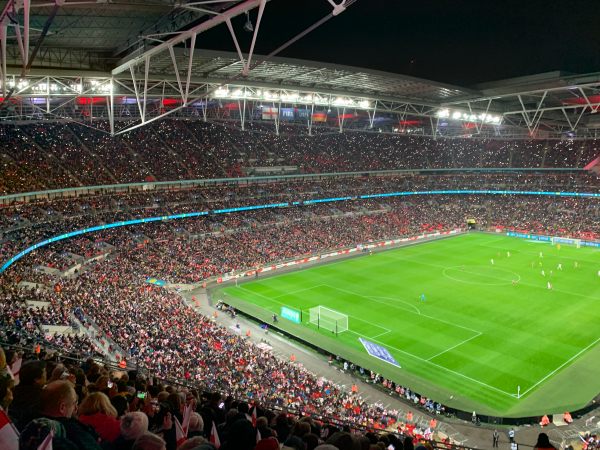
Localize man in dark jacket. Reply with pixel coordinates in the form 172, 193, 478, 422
10, 360, 46, 430
41, 380, 107, 450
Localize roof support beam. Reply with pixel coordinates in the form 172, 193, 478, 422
112, 0, 264, 76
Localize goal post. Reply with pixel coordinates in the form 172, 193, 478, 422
308, 306, 348, 335
551, 236, 581, 248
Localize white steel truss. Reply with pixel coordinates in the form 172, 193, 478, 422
4, 71, 600, 140
108, 0, 358, 135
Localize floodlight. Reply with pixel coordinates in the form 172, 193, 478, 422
243, 11, 254, 32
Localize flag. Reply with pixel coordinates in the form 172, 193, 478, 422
0, 408, 19, 450
174, 416, 186, 447
210, 421, 220, 449
251, 406, 257, 428
9, 357, 22, 383
262, 107, 278, 120
37, 428, 54, 450
312, 112, 327, 122
182, 404, 193, 435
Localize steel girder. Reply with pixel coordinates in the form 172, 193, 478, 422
3, 71, 600, 140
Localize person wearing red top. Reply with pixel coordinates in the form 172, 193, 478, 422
78, 392, 121, 443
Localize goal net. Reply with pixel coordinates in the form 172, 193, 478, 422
551, 236, 581, 248
309, 306, 349, 335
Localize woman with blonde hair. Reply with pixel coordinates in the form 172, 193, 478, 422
78, 391, 121, 442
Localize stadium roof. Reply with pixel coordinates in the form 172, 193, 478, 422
2, 0, 600, 139
135, 49, 476, 104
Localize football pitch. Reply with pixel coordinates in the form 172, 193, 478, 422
215, 233, 600, 417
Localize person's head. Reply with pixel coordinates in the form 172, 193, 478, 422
0, 347, 6, 370
224, 418, 256, 450
291, 420, 311, 438
178, 436, 209, 450
78, 391, 118, 417
284, 435, 307, 450
19, 360, 47, 386
19, 418, 67, 450
132, 432, 166, 450
49, 364, 69, 383
111, 394, 129, 417
326, 431, 354, 450
121, 411, 149, 441
167, 392, 182, 413
535, 433, 554, 448
94, 375, 110, 391
256, 416, 269, 429
189, 412, 204, 432
41, 380, 78, 418
0, 373, 14, 410
303, 433, 320, 450
185, 391, 196, 405
256, 437, 280, 450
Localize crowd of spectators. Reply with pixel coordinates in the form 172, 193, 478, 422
1, 133, 599, 449
1, 343, 473, 450
1, 119, 599, 194
1, 172, 598, 252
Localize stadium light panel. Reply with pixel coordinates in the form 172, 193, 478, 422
98, 82, 113, 94
281, 93, 299, 102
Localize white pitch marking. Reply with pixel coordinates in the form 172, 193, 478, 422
426, 332, 482, 361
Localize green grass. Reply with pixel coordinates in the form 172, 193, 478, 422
214, 233, 600, 417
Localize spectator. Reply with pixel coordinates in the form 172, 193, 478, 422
116, 411, 149, 450
256, 437, 280, 450
534, 432, 557, 450
220, 417, 255, 450
78, 392, 121, 443
18, 417, 72, 450
40, 380, 104, 450
10, 360, 47, 431
188, 412, 204, 437
177, 436, 210, 450
132, 432, 167, 450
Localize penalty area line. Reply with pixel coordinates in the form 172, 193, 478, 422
346, 329, 515, 398
426, 332, 482, 361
